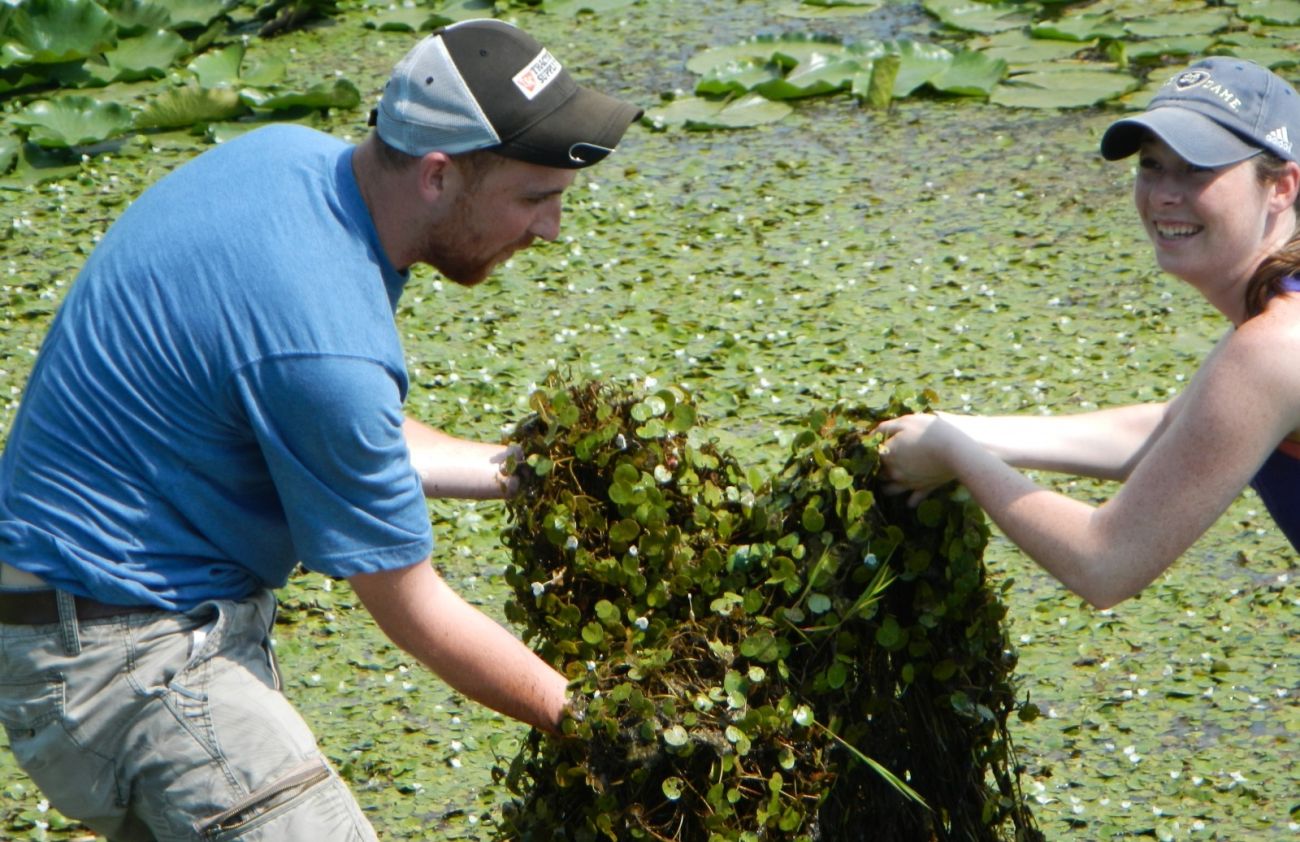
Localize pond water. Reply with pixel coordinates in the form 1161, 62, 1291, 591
0, 1, 1296, 840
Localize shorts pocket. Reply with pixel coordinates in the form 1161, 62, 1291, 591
0, 677, 62, 743
0, 676, 112, 818
194, 757, 332, 840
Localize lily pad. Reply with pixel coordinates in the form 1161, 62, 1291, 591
101, 0, 174, 35
780, 1, 879, 18
102, 29, 189, 82
13, 95, 134, 147
972, 29, 1088, 65
1213, 33, 1300, 68
754, 54, 864, 100
1235, 0, 1300, 24
990, 67, 1141, 108
644, 94, 793, 130
687, 34, 847, 75
891, 40, 952, 97
1030, 13, 1127, 42
240, 78, 361, 111
433, 0, 500, 22
187, 43, 245, 88
696, 60, 784, 98
1, 0, 117, 66
544, 0, 639, 13
241, 57, 286, 87
1123, 9, 1233, 36
166, 0, 236, 29
133, 85, 246, 130
928, 50, 1007, 96
922, 0, 1039, 34
1120, 35, 1216, 65
363, 6, 453, 32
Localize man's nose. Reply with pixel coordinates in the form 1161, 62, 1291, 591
530, 200, 562, 242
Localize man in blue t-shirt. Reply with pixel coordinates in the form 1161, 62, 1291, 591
0, 19, 640, 841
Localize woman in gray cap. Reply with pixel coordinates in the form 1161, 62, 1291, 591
875, 57, 1300, 609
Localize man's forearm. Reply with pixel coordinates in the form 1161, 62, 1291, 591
402, 417, 517, 498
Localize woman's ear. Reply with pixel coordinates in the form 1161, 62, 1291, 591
1271, 160, 1300, 213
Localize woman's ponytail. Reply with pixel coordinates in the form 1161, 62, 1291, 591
1245, 152, 1300, 318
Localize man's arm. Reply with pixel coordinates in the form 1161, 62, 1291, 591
349, 560, 567, 733
403, 417, 518, 498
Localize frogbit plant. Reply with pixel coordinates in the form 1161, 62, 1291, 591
496, 374, 1040, 841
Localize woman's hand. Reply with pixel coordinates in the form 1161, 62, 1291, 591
873, 413, 966, 505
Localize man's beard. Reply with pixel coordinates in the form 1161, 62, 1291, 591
416, 196, 532, 287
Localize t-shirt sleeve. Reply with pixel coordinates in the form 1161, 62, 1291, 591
229, 354, 433, 577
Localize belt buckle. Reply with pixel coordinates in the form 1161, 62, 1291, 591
0, 562, 50, 591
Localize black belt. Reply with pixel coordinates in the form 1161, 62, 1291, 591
0, 590, 155, 625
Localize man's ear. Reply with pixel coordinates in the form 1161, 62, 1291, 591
416, 151, 454, 203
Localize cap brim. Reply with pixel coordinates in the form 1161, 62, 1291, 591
496, 86, 643, 170
1100, 106, 1261, 167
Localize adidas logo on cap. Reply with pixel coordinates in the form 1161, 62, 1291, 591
1266, 125, 1293, 153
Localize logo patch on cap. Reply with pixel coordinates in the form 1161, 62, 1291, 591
1173, 69, 1210, 90
513, 48, 562, 101
1169, 69, 1243, 111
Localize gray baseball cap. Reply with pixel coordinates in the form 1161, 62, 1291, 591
1101, 58, 1300, 167
371, 19, 643, 169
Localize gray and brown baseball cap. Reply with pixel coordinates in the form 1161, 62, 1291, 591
371, 18, 642, 169
1101, 58, 1300, 167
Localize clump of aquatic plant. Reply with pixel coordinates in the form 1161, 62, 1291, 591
495, 374, 1040, 841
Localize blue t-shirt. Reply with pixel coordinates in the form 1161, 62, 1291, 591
0, 124, 433, 610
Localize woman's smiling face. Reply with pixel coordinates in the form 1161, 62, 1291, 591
1134, 136, 1279, 294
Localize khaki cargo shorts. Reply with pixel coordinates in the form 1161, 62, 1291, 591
0, 588, 379, 842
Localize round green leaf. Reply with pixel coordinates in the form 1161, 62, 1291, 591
662, 725, 689, 748
15, 96, 133, 147
104, 0, 174, 36
2, 0, 117, 66
133, 85, 245, 130
241, 78, 361, 111
928, 50, 1007, 96
891, 39, 953, 96
801, 502, 825, 533
188, 43, 246, 88
991, 67, 1141, 108
922, 0, 1036, 34
102, 28, 188, 82
647, 92, 790, 130
696, 59, 784, 98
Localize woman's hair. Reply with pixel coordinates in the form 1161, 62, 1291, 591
1245, 151, 1300, 317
